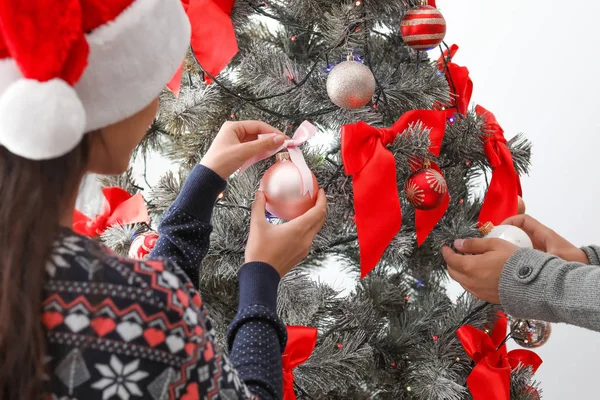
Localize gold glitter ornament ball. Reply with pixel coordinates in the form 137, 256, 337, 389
326, 61, 376, 110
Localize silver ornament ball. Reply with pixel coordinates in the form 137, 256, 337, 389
326, 61, 376, 110
509, 317, 552, 348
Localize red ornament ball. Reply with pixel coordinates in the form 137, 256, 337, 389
400, 5, 446, 51
404, 168, 447, 210
128, 231, 159, 259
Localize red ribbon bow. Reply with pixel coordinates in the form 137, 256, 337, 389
457, 313, 542, 400
282, 326, 317, 400
437, 44, 473, 118
73, 187, 150, 237
168, 0, 238, 95
341, 110, 448, 278
475, 105, 522, 226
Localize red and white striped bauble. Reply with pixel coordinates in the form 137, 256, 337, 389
128, 231, 159, 259
400, 5, 446, 51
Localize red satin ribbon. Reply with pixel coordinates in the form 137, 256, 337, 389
282, 326, 317, 400
476, 105, 522, 226
73, 187, 150, 237
342, 110, 448, 278
168, 0, 238, 94
428, 0, 437, 6
457, 313, 542, 400
437, 44, 473, 117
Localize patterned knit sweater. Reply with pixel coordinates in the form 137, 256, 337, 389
44, 165, 286, 400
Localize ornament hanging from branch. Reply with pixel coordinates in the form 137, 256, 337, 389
326, 54, 376, 110
509, 317, 552, 349
400, 1, 446, 51
129, 231, 160, 259
479, 222, 533, 249
404, 161, 448, 210
239, 121, 319, 221
260, 152, 319, 221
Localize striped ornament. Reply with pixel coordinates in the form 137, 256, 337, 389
400, 5, 446, 51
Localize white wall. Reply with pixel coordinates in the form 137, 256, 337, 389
439, 1, 600, 398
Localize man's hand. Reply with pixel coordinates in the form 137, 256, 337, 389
503, 214, 588, 264
442, 238, 519, 303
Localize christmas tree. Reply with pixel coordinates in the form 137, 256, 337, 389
96, 0, 542, 398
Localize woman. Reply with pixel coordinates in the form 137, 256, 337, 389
0, 0, 326, 399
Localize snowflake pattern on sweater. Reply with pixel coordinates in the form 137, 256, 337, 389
44, 230, 256, 400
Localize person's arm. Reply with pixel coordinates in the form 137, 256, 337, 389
500, 249, 600, 331
148, 164, 226, 287
156, 257, 286, 400
581, 245, 600, 265
227, 262, 287, 399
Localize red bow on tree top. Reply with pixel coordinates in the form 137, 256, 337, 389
437, 44, 473, 118
342, 110, 448, 278
457, 313, 542, 400
73, 187, 150, 237
282, 326, 317, 400
476, 105, 522, 226
168, 0, 238, 95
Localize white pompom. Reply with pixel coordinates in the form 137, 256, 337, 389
0, 79, 86, 160
486, 225, 533, 249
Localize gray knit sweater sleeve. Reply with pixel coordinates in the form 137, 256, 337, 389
582, 245, 600, 265
500, 248, 600, 332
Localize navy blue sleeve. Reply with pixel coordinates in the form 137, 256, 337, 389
149, 164, 226, 287
228, 262, 287, 399
148, 164, 286, 399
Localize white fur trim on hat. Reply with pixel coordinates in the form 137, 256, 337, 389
0, 79, 85, 159
0, 0, 190, 159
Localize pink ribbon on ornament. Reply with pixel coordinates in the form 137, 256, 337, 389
239, 121, 318, 197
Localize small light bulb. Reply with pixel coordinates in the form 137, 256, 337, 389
406, 386, 412, 392
432, 335, 439, 341
355, 0, 362, 5
456, 357, 461, 362
290, 35, 297, 41
405, 295, 410, 301
218, 192, 224, 199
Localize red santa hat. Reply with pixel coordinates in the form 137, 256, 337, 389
0, 0, 190, 160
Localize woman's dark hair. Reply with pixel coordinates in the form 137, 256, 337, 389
0, 136, 90, 399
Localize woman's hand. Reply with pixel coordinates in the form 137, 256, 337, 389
245, 189, 327, 277
502, 214, 588, 264
200, 121, 286, 179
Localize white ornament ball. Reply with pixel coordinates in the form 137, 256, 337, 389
326, 61, 376, 110
486, 225, 533, 249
